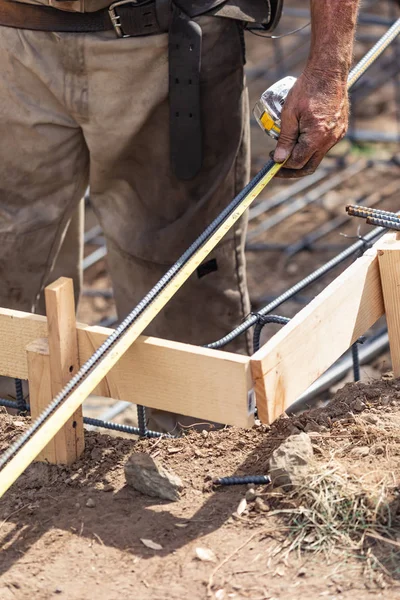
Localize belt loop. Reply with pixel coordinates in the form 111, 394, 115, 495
155, 0, 171, 31
168, 3, 202, 180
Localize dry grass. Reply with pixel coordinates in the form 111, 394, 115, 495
264, 456, 400, 578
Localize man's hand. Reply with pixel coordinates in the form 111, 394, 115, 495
271, 0, 360, 178
273, 70, 349, 179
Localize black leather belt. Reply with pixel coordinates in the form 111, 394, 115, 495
0, 0, 162, 36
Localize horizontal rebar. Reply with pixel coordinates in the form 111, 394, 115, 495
213, 475, 271, 486
346, 204, 400, 222
366, 216, 400, 231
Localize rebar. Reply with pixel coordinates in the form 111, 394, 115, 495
213, 475, 271, 486
207, 224, 386, 349
252, 315, 290, 353
14, 379, 27, 413
137, 405, 148, 437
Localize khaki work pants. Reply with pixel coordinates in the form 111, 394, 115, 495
0, 16, 252, 432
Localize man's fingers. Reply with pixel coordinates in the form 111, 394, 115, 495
283, 135, 316, 170
273, 106, 299, 163
275, 152, 324, 179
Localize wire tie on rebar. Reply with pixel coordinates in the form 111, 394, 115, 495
250, 312, 290, 327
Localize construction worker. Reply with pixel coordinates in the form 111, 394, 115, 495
0, 0, 360, 432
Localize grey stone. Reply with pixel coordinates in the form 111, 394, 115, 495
361, 414, 379, 425
86, 498, 96, 508
245, 488, 257, 502
253, 497, 270, 512
304, 421, 322, 433
350, 398, 366, 413
351, 446, 370, 457
268, 432, 313, 489
125, 453, 183, 502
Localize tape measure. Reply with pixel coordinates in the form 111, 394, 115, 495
253, 75, 297, 139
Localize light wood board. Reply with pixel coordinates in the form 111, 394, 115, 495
251, 240, 386, 424
377, 233, 400, 378
44, 278, 84, 462
0, 308, 254, 428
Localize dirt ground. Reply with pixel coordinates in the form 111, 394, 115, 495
1, 1, 400, 599
1, 378, 400, 600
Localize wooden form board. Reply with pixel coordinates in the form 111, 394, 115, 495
377, 233, 400, 378
251, 240, 386, 424
0, 308, 254, 428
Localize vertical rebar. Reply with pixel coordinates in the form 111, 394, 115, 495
137, 405, 148, 437
15, 379, 26, 413
351, 343, 361, 382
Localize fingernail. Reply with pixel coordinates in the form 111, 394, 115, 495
274, 148, 289, 163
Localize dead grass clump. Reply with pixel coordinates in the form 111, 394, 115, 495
267, 458, 400, 562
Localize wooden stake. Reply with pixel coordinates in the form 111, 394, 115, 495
35, 277, 84, 463
26, 338, 56, 463
377, 233, 400, 377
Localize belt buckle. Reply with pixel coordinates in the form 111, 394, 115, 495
108, 0, 148, 38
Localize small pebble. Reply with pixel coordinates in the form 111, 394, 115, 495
351, 446, 370, 457
254, 497, 270, 513
350, 398, 366, 413
245, 488, 257, 502
102, 484, 114, 493
86, 498, 96, 508
362, 414, 379, 425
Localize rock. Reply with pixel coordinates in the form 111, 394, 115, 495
304, 421, 322, 433
351, 446, 370, 457
361, 414, 379, 425
91, 448, 103, 462
124, 453, 183, 502
350, 398, 366, 413
245, 488, 257, 502
363, 386, 383, 400
290, 426, 302, 436
102, 483, 114, 493
253, 497, 270, 512
86, 498, 96, 508
343, 412, 356, 424
268, 433, 313, 489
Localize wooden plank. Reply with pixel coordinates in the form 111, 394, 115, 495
251, 241, 385, 424
79, 327, 255, 427
44, 278, 84, 463
0, 308, 253, 428
377, 233, 400, 377
26, 339, 56, 463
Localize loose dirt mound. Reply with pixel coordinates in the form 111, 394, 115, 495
1, 378, 400, 600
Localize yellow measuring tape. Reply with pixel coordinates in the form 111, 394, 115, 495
0, 162, 283, 498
